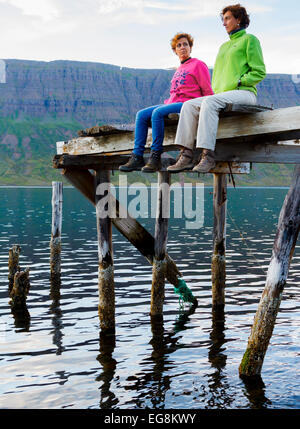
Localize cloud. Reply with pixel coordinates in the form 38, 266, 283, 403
0, 0, 298, 75
0, 0, 59, 21
96, 0, 273, 22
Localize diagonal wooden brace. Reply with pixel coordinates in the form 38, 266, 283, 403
62, 168, 182, 286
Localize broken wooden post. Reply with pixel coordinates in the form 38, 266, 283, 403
95, 169, 115, 334
151, 171, 170, 317
50, 181, 63, 281
8, 244, 21, 293
211, 173, 227, 308
239, 165, 300, 377
9, 268, 30, 311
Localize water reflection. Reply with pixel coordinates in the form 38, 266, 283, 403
11, 306, 31, 331
49, 274, 65, 355
119, 305, 197, 408
206, 306, 233, 408
96, 332, 118, 409
241, 375, 272, 409
0, 187, 299, 409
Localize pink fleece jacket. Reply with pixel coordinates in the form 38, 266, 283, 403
164, 58, 213, 104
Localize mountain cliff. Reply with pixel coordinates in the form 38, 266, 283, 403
0, 59, 299, 185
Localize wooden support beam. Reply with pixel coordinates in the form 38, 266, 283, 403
95, 169, 115, 333
239, 165, 300, 377
50, 182, 63, 282
211, 173, 227, 308
53, 153, 251, 173
61, 168, 182, 287
151, 172, 170, 317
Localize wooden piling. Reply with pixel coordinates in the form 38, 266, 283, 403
9, 268, 30, 311
211, 173, 227, 308
151, 172, 170, 317
95, 169, 115, 333
239, 165, 300, 377
50, 181, 63, 280
8, 244, 21, 293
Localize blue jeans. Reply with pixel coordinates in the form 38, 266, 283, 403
132, 103, 183, 156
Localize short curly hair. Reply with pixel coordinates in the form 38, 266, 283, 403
221, 4, 250, 28
170, 33, 194, 51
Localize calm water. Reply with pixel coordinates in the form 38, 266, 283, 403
0, 186, 299, 409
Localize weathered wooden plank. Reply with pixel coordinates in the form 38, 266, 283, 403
239, 164, 300, 377
56, 106, 300, 156
166, 104, 272, 123
95, 169, 115, 333
50, 182, 63, 280
61, 168, 182, 286
151, 172, 170, 317
78, 105, 271, 136
211, 173, 227, 308
78, 124, 135, 137
214, 141, 300, 164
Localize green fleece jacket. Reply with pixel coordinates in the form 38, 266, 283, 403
212, 29, 266, 96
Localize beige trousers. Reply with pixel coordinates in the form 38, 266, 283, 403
174, 90, 257, 151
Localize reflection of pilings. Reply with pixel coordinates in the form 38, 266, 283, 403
11, 307, 30, 330
50, 277, 64, 355
206, 307, 233, 408
50, 181, 63, 281
96, 332, 118, 409
8, 244, 21, 293
241, 374, 272, 408
208, 306, 226, 371
123, 309, 197, 408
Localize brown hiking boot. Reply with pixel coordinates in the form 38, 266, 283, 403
192, 149, 216, 173
142, 150, 162, 172
167, 148, 194, 173
119, 153, 145, 171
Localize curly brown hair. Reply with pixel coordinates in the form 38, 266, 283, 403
221, 4, 250, 28
170, 33, 194, 51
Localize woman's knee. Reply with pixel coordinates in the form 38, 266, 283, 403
136, 108, 151, 125
151, 107, 165, 122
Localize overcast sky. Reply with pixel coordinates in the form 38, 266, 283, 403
0, 0, 299, 74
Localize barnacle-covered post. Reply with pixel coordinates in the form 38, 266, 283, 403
211, 173, 227, 308
95, 169, 115, 334
50, 181, 63, 281
8, 244, 21, 293
239, 165, 300, 377
9, 268, 30, 311
151, 171, 170, 317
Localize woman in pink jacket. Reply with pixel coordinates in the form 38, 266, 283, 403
119, 32, 213, 173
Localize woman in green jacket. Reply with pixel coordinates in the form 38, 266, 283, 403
168, 3, 266, 173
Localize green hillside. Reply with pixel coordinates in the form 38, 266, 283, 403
0, 59, 299, 187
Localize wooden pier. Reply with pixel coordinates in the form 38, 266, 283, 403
53, 103, 300, 377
